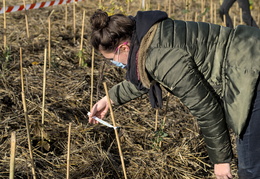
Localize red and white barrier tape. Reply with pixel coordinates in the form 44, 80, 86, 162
0, 0, 84, 14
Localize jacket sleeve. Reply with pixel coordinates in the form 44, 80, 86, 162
147, 48, 232, 164
108, 80, 148, 105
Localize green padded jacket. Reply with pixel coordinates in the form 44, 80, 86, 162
108, 19, 260, 164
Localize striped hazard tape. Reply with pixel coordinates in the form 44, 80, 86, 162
0, 0, 84, 14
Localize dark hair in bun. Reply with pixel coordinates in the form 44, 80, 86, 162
90, 9, 134, 52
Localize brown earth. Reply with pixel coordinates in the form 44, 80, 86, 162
0, 0, 259, 178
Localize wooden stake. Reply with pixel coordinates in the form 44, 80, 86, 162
9, 131, 16, 179
223, 14, 226, 26
210, 0, 213, 23
3, 0, 6, 49
23, 0, 30, 38
240, 8, 243, 24
20, 48, 37, 179
201, 0, 204, 14
168, 0, 171, 17
73, 1, 76, 44
103, 82, 127, 179
42, 48, 47, 125
66, 123, 72, 179
90, 48, 94, 110
185, 0, 188, 21
233, 15, 236, 27
214, 4, 217, 24
79, 10, 85, 67
155, 109, 159, 131
195, 12, 198, 22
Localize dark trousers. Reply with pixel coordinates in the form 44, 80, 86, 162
219, 0, 259, 28
237, 90, 260, 178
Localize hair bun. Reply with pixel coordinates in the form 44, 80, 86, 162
90, 9, 109, 30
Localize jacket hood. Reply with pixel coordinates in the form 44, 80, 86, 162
133, 11, 168, 42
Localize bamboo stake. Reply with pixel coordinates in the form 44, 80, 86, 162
185, 0, 188, 21
3, 0, 6, 49
223, 14, 226, 26
90, 48, 95, 110
240, 8, 243, 24
79, 10, 85, 67
214, 4, 217, 24
90, 47, 95, 110
20, 48, 37, 179
103, 82, 127, 179
258, 11, 260, 27
42, 48, 47, 125
155, 109, 159, 131
48, 10, 54, 69
9, 131, 16, 179
73, 1, 76, 44
168, 0, 171, 17
142, 0, 145, 9
66, 123, 72, 179
210, 0, 213, 23
233, 15, 236, 27
23, 0, 30, 38
201, 0, 204, 14
195, 12, 198, 22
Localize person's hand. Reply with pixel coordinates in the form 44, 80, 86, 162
88, 96, 112, 124
214, 163, 233, 179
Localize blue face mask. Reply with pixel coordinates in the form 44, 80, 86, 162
110, 60, 126, 69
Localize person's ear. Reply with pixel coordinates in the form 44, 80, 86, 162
121, 45, 130, 52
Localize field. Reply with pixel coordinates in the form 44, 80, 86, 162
0, 0, 259, 178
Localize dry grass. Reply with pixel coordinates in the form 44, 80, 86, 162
0, 0, 259, 178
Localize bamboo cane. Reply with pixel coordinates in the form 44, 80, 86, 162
185, 0, 189, 21
3, 0, 6, 49
90, 48, 95, 110
240, 8, 243, 24
214, 4, 217, 24
103, 82, 127, 179
195, 12, 198, 22
155, 109, 159, 131
42, 48, 47, 125
65, 5, 68, 28
168, 0, 171, 18
210, 0, 213, 23
233, 15, 236, 27
23, 0, 30, 38
9, 131, 16, 179
66, 123, 72, 179
73, 1, 76, 44
223, 14, 226, 26
20, 48, 36, 179
79, 10, 85, 67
